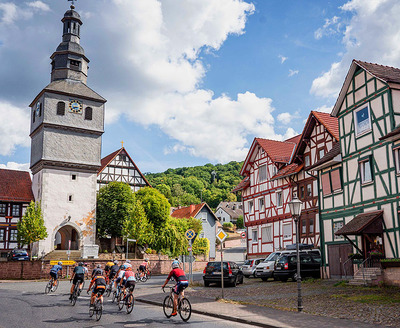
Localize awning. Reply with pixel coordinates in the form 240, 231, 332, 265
335, 210, 383, 236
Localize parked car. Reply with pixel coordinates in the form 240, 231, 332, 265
203, 261, 244, 287
274, 253, 321, 282
241, 258, 264, 278
255, 252, 286, 281
7, 249, 29, 261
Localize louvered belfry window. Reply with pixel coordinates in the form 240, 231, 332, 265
85, 107, 93, 120
57, 102, 65, 116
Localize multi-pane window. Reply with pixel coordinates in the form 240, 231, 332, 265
248, 201, 254, 214
276, 191, 283, 207
360, 157, 373, 184
261, 226, 272, 242
304, 155, 310, 167
0, 203, 6, 216
309, 218, 314, 234
259, 165, 267, 182
259, 198, 264, 212
9, 229, 18, 242
12, 205, 20, 217
299, 186, 305, 200
301, 217, 315, 236
307, 184, 312, 197
283, 224, 292, 239
354, 105, 371, 136
0, 229, 4, 241
301, 219, 307, 235
252, 229, 258, 242
318, 148, 325, 160
333, 221, 344, 240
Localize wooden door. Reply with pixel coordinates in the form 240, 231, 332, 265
328, 243, 353, 278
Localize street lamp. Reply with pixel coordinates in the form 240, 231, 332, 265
288, 196, 303, 312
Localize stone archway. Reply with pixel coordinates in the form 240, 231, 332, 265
54, 225, 81, 250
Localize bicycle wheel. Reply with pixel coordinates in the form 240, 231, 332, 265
125, 294, 134, 314
147, 270, 152, 279
118, 293, 125, 311
51, 280, 59, 292
179, 297, 192, 322
89, 305, 94, 317
163, 295, 174, 318
112, 290, 117, 303
135, 272, 140, 281
45, 280, 52, 294
141, 274, 148, 283
105, 285, 111, 297
95, 300, 102, 321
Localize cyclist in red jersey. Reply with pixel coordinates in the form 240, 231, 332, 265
162, 262, 189, 316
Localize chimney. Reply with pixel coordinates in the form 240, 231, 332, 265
190, 204, 195, 213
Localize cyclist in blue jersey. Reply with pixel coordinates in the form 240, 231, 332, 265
69, 262, 85, 299
49, 262, 63, 286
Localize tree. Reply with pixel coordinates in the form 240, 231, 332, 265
236, 216, 244, 229
135, 187, 170, 229
17, 201, 47, 260
122, 199, 154, 247
96, 182, 135, 250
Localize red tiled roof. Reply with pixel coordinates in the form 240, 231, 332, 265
232, 177, 250, 193
312, 111, 339, 141
256, 137, 299, 163
285, 134, 301, 144
355, 60, 400, 84
0, 169, 34, 202
271, 163, 304, 180
171, 203, 204, 219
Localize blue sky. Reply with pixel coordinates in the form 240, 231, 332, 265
0, 0, 399, 173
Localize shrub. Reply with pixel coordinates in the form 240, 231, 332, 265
223, 222, 234, 228
236, 216, 244, 229
192, 238, 210, 256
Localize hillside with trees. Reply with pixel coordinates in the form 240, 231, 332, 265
145, 161, 243, 209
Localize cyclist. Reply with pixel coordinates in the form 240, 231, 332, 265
120, 266, 136, 296
83, 263, 89, 279
49, 261, 63, 286
138, 258, 150, 278
123, 259, 132, 269
87, 272, 107, 309
69, 262, 85, 300
91, 264, 102, 278
105, 260, 114, 281
115, 264, 126, 289
161, 262, 189, 316
109, 260, 119, 282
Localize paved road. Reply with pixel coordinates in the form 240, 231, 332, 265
0, 279, 251, 328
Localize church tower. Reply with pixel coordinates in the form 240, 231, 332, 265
29, 3, 106, 258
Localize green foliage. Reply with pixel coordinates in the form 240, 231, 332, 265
135, 187, 170, 229
96, 182, 135, 237
122, 199, 154, 247
145, 161, 243, 209
192, 237, 209, 255
17, 201, 48, 260
153, 217, 187, 257
236, 216, 244, 229
223, 222, 234, 228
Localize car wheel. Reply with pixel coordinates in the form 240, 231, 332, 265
253, 272, 256, 278
239, 275, 244, 284
204, 281, 210, 287
231, 277, 237, 287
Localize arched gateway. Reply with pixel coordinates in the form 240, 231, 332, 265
54, 224, 82, 250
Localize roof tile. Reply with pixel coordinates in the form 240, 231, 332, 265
0, 169, 34, 202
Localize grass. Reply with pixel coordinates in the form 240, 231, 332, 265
331, 293, 400, 304
333, 280, 349, 287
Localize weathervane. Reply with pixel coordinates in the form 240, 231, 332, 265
68, 0, 77, 9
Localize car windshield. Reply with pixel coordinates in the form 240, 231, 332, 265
15, 251, 27, 255
243, 260, 253, 265
264, 253, 280, 262
277, 256, 288, 264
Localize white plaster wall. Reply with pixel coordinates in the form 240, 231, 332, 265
37, 168, 97, 254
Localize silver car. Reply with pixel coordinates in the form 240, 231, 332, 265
241, 258, 264, 278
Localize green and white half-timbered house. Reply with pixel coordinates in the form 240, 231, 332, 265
309, 60, 400, 278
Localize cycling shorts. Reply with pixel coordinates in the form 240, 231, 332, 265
173, 280, 189, 295
50, 271, 58, 280
109, 271, 117, 280
139, 265, 146, 272
73, 273, 85, 285
125, 281, 135, 290
93, 286, 105, 295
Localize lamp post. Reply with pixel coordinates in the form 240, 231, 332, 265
288, 196, 303, 312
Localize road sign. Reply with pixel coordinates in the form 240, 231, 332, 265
216, 228, 228, 243
185, 229, 195, 240
187, 246, 192, 252
50, 260, 76, 266
241, 231, 246, 239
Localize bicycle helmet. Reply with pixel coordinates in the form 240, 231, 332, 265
78, 262, 83, 266
126, 259, 131, 263
96, 264, 101, 268
145, 258, 149, 262
114, 260, 118, 265
172, 262, 179, 269
58, 261, 62, 265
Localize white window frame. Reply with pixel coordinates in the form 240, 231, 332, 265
304, 155, 310, 167
283, 223, 292, 240
259, 164, 267, 182
333, 221, 344, 240
394, 148, 400, 174
259, 198, 265, 212
261, 225, 272, 243
252, 229, 258, 243
354, 104, 372, 136
276, 191, 283, 208
360, 158, 373, 184
248, 200, 254, 214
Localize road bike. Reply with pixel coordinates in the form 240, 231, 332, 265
162, 285, 191, 322
70, 279, 84, 306
135, 268, 151, 282
89, 291, 103, 321
117, 285, 135, 314
105, 279, 113, 297
45, 276, 59, 294
112, 284, 122, 303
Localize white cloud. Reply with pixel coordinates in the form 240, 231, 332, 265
311, 0, 400, 99
277, 111, 300, 125
0, 162, 30, 171
26, 1, 50, 12
288, 69, 299, 77
0, 3, 18, 24
278, 55, 288, 63
283, 127, 298, 140
314, 16, 341, 40
0, 101, 30, 156
314, 104, 333, 113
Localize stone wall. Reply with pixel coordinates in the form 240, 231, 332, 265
0, 256, 208, 280
383, 267, 400, 286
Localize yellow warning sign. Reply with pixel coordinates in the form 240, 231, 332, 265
50, 260, 76, 266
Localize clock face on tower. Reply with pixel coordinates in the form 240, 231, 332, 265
69, 100, 83, 114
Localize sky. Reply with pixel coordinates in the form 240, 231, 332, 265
1, 0, 400, 173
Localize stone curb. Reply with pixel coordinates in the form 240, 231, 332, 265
135, 297, 281, 328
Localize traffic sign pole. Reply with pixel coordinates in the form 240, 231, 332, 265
221, 240, 224, 299
189, 239, 193, 285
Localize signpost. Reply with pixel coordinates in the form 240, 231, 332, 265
185, 229, 196, 284
241, 231, 246, 239
216, 229, 228, 299
50, 260, 76, 266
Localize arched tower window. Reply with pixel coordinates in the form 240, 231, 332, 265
84, 107, 92, 120
57, 102, 65, 116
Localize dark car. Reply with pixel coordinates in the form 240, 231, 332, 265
274, 253, 321, 282
203, 261, 244, 287
7, 249, 29, 261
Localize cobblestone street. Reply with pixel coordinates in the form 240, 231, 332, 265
186, 278, 400, 327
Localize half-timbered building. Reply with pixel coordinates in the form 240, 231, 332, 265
310, 60, 400, 278
236, 136, 302, 258
97, 147, 151, 192
0, 169, 34, 258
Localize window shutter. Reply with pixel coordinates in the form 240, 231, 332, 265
331, 169, 342, 191
321, 173, 331, 196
